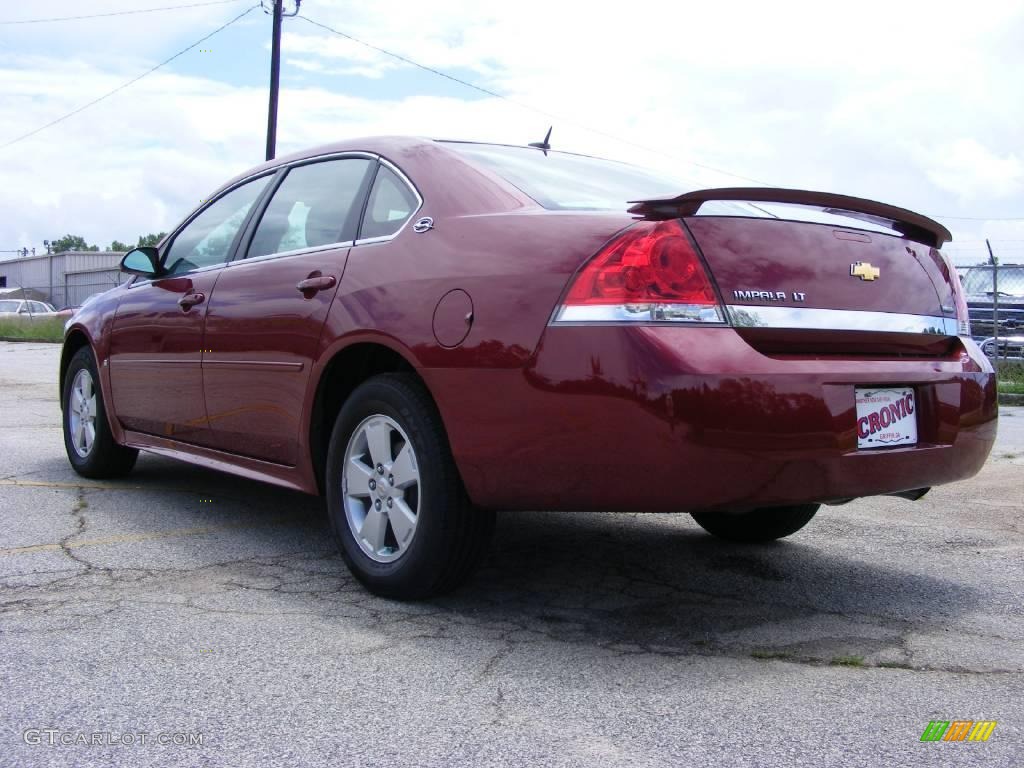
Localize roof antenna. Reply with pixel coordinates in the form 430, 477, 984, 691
528, 126, 552, 155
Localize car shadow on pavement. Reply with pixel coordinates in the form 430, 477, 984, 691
21, 454, 982, 668
437, 509, 982, 666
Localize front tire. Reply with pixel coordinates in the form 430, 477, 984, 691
691, 504, 819, 542
325, 373, 494, 599
62, 346, 138, 478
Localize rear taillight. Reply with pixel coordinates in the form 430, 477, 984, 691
553, 219, 725, 323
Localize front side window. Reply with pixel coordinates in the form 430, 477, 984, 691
247, 158, 373, 259
163, 176, 270, 276
359, 166, 419, 239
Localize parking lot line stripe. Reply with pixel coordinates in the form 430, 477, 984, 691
0, 516, 299, 556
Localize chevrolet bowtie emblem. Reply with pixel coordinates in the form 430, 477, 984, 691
850, 262, 880, 281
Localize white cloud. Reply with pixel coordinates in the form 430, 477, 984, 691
924, 139, 1022, 201
0, 0, 1022, 266
285, 56, 395, 79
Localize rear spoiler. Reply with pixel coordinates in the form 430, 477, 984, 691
628, 187, 952, 248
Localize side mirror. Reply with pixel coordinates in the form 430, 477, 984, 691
120, 247, 162, 278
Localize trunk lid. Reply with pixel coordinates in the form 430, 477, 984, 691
630, 188, 960, 356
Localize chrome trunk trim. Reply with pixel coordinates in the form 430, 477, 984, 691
726, 306, 958, 335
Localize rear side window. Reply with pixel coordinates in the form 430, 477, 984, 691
359, 166, 419, 240
247, 158, 373, 259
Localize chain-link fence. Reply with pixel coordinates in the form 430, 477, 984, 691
62, 272, 130, 308
962, 264, 1024, 361
0, 273, 129, 340
0, 273, 128, 311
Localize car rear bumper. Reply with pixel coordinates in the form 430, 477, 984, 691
425, 326, 997, 512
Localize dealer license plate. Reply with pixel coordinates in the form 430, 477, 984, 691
855, 387, 918, 449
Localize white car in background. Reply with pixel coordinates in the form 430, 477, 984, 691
0, 299, 58, 318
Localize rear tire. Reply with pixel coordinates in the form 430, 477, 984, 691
691, 504, 819, 542
62, 346, 138, 478
325, 373, 494, 599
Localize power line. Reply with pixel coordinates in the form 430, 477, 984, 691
3, 6, 1019, 225
947, 242, 1024, 247
932, 215, 1024, 221
0, 5, 260, 151
0, 0, 245, 25
299, 15, 769, 187
299, 16, 1024, 224
947, 244, 1024, 249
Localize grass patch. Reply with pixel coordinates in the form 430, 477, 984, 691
751, 649, 791, 661
830, 655, 865, 667
983, 360, 1024, 395
997, 360, 1024, 394
0, 316, 64, 342
997, 359, 1024, 381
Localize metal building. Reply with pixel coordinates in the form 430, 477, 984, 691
0, 251, 127, 309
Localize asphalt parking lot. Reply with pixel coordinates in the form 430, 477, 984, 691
1, 341, 1021, 767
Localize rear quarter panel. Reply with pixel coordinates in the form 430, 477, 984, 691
312, 143, 635, 496
325, 211, 634, 369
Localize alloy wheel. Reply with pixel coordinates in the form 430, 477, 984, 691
341, 414, 421, 563
68, 368, 97, 458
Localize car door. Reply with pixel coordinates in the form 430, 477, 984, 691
200, 155, 376, 464
107, 175, 271, 442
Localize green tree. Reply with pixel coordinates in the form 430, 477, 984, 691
137, 232, 167, 247
51, 234, 99, 253
108, 240, 132, 252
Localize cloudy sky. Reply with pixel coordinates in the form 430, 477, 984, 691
1, 0, 1022, 265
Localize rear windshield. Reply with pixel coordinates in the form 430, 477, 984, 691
441, 142, 905, 233
961, 266, 1024, 296
443, 142, 684, 211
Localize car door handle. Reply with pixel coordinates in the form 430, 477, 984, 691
178, 292, 205, 309
296, 275, 336, 294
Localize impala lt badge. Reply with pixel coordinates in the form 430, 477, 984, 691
851, 262, 881, 281
733, 290, 807, 302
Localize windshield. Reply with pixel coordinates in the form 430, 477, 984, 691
961, 266, 1024, 296
443, 142, 685, 211
0, 300, 21, 312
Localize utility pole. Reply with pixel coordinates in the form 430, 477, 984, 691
986, 238, 999, 361
265, 0, 283, 161
265, 0, 301, 162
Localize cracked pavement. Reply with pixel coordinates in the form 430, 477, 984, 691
1, 341, 1021, 766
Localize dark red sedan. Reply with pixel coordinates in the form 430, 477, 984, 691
60, 137, 997, 598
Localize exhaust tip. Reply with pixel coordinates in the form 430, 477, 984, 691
886, 487, 931, 501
